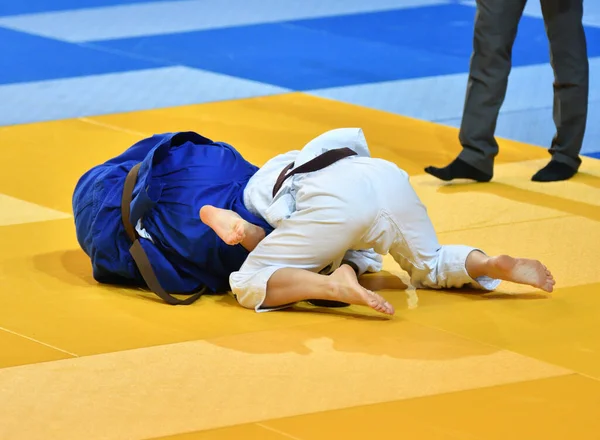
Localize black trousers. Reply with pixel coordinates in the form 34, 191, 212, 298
458, 0, 589, 174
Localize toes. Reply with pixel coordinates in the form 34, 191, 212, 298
366, 293, 381, 307
374, 302, 393, 315
366, 292, 394, 315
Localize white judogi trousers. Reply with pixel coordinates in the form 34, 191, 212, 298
230, 128, 501, 310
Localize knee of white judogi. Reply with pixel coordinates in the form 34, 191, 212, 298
229, 276, 264, 310
408, 256, 443, 289
231, 286, 264, 310
229, 266, 281, 311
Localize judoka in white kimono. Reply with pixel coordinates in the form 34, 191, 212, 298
201, 128, 555, 315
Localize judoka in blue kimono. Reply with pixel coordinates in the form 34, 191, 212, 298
72, 131, 273, 296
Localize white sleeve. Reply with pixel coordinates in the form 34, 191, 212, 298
229, 192, 366, 311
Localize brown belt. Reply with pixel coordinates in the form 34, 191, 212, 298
272, 147, 357, 197
121, 147, 357, 305
121, 163, 206, 305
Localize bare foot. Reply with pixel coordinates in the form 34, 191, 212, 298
330, 265, 395, 315
200, 205, 267, 252
200, 205, 246, 245
486, 255, 555, 292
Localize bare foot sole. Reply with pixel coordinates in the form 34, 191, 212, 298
330, 265, 395, 315
199, 205, 247, 245
486, 255, 555, 292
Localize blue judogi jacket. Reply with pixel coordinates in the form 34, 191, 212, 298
72, 131, 273, 294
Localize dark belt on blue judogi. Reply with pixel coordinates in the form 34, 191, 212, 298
121, 147, 357, 305
121, 163, 207, 305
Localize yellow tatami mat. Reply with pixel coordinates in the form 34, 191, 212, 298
159, 374, 600, 440
1, 93, 599, 439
